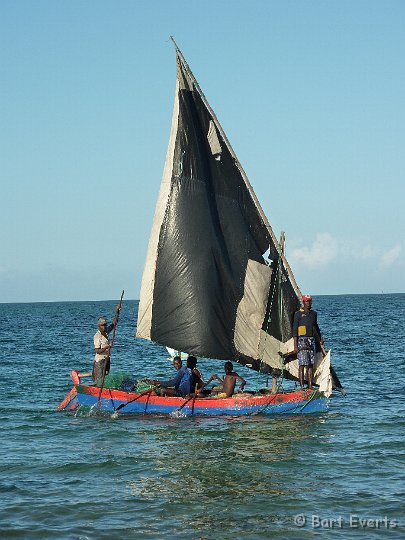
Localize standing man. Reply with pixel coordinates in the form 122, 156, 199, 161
93, 308, 120, 383
292, 294, 324, 390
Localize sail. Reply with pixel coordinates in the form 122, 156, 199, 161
137, 50, 305, 373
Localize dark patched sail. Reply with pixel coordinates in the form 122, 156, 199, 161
137, 50, 301, 371
137, 45, 342, 393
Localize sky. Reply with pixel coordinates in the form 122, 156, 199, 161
1, 0, 404, 302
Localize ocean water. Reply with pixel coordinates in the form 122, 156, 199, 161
0, 294, 404, 539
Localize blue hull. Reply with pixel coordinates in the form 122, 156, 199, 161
74, 387, 329, 416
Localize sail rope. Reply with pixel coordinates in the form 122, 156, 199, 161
257, 248, 285, 393
249, 389, 320, 416
247, 390, 280, 416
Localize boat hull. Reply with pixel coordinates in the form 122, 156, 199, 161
68, 384, 328, 416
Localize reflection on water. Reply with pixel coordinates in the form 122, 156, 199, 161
126, 414, 330, 505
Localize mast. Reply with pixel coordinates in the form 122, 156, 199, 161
169, 36, 303, 302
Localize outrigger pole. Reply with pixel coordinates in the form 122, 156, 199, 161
169, 36, 303, 302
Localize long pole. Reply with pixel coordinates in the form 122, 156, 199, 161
169, 37, 302, 302
97, 290, 124, 408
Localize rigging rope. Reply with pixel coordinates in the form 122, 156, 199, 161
257, 246, 285, 395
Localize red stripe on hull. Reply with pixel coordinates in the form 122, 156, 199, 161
76, 384, 322, 409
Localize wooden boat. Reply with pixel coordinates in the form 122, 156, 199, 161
59, 371, 329, 416
58, 39, 344, 417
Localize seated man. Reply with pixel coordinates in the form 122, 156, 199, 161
205, 361, 246, 398
150, 356, 191, 397
187, 355, 204, 393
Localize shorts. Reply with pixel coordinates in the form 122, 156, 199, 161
92, 358, 110, 384
297, 337, 315, 366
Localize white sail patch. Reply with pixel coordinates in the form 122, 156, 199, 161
136, 79, 180, 340
207, 120, 222, 159
258, 333, 292, 369
314, 350, 333, 397
234, 260, 273, 358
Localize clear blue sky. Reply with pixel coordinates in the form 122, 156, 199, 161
1, 0, 404, 302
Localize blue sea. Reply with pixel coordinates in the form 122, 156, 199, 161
0, 294, 404, 539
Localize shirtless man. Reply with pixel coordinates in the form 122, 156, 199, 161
205, 361, 246, 397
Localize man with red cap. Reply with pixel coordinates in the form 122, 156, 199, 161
292, 294, 324, 389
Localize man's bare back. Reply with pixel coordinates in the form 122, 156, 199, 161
205, 361, 246, 397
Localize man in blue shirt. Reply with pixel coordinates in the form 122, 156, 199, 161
153, 356, 191, 397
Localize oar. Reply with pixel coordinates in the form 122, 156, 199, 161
174, 384, 198, 415
115, 388, 153, 412
97, 290, 124, 408
174, 394, 195, 414
191, 385, 198, 415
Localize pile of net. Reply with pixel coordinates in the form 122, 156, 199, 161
96, 372, 155, 392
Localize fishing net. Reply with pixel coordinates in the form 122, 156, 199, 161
100, 372, 135, 390
95, 373, 156, 393
135, 379, 156, 392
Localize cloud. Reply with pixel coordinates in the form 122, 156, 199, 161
290, 233, 338, 269
338, 235, 377, 262
380, 244, 401, 268
288, 233, 401, 274
353, 244, 376, 260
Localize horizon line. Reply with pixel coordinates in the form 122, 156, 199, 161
1, 291, 404, 305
